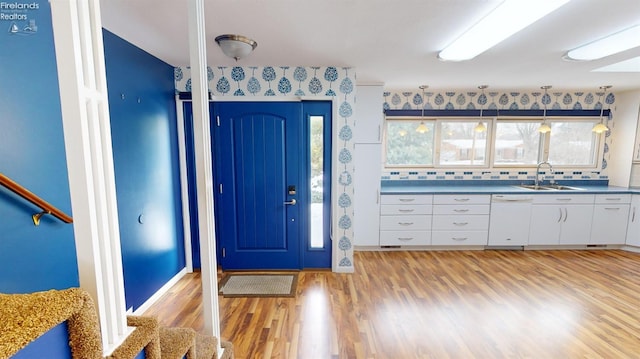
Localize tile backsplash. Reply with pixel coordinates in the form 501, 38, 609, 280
381, 169, 605, 182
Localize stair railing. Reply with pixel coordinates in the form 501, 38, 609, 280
0, 173, 73, 225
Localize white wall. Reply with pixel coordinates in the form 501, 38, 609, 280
608, 90, 640, 187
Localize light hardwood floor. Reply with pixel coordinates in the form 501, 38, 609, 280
143, 250, 640, 358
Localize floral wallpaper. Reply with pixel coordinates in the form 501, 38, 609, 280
175, 66, 356, 272
382, 88, 616, 182
382, 89, 615, 111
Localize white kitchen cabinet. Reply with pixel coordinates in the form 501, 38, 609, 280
354, 85, 384, 143
488, 194, 533, 246
432, 194, 489, 246
590, 194, 631, 245
379, 194, 432, 246
353, 143, 381, 246
528, 195, 595, 246
626, 194, 640, 247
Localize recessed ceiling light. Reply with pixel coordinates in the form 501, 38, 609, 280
565, 24, 640, 61
593, 56, 640, 72
438, 0, 570, 61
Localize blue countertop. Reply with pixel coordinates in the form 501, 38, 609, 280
380, 180, 637, 195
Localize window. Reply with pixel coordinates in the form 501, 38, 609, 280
438, 120, 488, 166
548, 120, 600, 166
385, 119, 435, 166
494, 121, 541, 166
384, 115, 603, 169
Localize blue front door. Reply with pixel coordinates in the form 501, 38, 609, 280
213, 101, 302, 270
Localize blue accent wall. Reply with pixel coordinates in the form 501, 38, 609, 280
13, 322, 72, 358
103, 30, 185, 310
0, 1, 77, 357
0, 0, 79, 293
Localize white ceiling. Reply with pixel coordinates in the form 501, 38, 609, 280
100, 0, 640, 92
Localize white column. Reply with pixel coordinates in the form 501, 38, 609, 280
186, 0, 222, 350
49, 0, 129, 354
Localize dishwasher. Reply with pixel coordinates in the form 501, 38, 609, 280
487, 194, 534, 247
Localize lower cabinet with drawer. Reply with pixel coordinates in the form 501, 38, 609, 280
590, 194, 631, 245
377, 190, 634, 250
379, 194, 433, 246
431, 194, 490, 246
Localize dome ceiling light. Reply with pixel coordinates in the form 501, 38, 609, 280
214, 34, 257, 61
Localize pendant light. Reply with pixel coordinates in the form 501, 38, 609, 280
474, 85, 488, 133
592, 85, 612, 134
416, 85, 429, 133
538, 85, 552, 134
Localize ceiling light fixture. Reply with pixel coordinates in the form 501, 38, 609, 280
214, 34, 257, 61
538, 85, 552, 134
565, 24, 640, 61
438, 0, 570, 61
416, 85, 429, 133
592, 85, 612, 134
593, 56, 640, 72
475, 85, 488, 133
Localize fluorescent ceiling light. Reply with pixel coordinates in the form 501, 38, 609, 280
565, 25, 640, 61
438, 0, 570, 61
593, 56, 640, 72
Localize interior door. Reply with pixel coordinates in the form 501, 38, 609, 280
213, 101, 302, 270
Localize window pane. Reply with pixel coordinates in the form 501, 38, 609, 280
548, 121, 598, 166
310, 115, 323, 248
494, 122, 540, 165
439, 121, 488, 166
385, 120, 434, 166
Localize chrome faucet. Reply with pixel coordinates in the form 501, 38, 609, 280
535, 161, 553, 187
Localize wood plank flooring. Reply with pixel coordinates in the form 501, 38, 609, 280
143, 250, 640, 358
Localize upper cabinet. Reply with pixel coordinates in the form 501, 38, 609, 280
354, 85, 384, 143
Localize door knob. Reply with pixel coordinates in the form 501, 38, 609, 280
284, 199, 297, 205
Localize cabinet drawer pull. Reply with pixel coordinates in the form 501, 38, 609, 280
398, 222, 414, 226
555, 198, 572, 202
604, 198, 622, 201
398, 209, 415, 213
604, 207, 621, 210
452, 237, 468, 241
398, 237, 414, 241
453, 222, 469, 226
399, 198, 415, 202
453, 209, 469, 213
633, 207, 636, 222
454, 198, 470, 202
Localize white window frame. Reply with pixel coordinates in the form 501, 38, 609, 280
384, 115, 605, 171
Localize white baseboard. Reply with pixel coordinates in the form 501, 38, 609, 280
622, 245, 640, 254
133, 267, 188, 315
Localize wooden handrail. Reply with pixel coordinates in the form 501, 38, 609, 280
0, 173, 73, 225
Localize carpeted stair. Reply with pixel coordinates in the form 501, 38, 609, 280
0, 288, 233, 359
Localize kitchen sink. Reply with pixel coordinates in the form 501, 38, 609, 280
515, 184, 583, 191
516, 184, 553, 190
544, 184, 584, 190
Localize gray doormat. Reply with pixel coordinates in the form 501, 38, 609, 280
218, 273, 298, 298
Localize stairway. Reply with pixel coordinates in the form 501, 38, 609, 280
109, 315, 233, 359
0, 288, 233, 359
